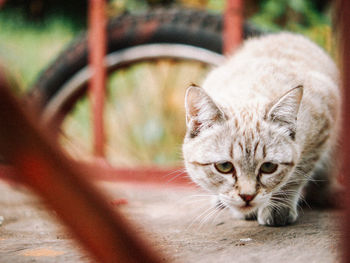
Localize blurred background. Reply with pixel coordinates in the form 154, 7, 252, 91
0, 0, 335, 167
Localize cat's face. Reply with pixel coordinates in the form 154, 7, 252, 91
183, 85, 302, 214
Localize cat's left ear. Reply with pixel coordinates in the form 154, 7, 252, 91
267, 86, 303, 138
185, 85, 226, 137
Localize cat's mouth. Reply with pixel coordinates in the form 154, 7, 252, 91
240, 204, 254, 209
219, 195, 258, 213
236, 203, 256, 213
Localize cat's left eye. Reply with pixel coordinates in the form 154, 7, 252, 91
214, 162, 235, 174
259, 162, 278, 174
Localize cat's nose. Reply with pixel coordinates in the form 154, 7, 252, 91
239, 194, 256, 203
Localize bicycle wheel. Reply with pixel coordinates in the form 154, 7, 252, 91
30, 8, 260, 167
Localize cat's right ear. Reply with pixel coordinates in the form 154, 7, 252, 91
185, 85, 225, 137
266, 85, 303, 139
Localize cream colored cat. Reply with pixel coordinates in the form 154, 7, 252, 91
182, 32, 341, 226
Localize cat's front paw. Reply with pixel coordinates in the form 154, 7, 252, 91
244, 212, 257, 221
257, 205, 297, 227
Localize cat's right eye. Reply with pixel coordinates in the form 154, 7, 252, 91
214, 162, 235, 174
259, 162, 278, 174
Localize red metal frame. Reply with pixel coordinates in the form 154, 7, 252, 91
84, 163, 192, 185
0, 0, 6, 8
223, 0, 243, 54
87, 0, 243, 158
339, 0, 350, 260
0, 1, 245, 261
86, 0, 244, 179
0, 79, 163, 262
88, 0, 107, 158
84, 0, 243, 184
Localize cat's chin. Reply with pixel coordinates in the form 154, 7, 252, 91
229, 204, 258, 218
237, 205, 257, 214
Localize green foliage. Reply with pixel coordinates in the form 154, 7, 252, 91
250, 0, 331, 31
206, 0, 225, 12
0, 11, 76, 92
249, 0, 334, 55
0, 1, 334, 93
108, 0, 225, 16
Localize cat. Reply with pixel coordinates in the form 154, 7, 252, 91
182, 32, 341, 226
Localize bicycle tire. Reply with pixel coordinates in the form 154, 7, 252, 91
30, 8, 261, 113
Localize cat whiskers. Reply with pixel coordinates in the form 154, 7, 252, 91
292, 169, 327, 184
265, 199, 288, 219
276, 187, 310, 210
180, 193, 217, 228
270, 196, 296, 211
269, 191, 305, 216
163, 168, 198, 187
289, 177, 325, 184
197, 203, 226, 229
178, 193, 217, 206
186, 205, 217, 231
164, 168, 187, 183
211, 204, 229, 223
186, 202, 227, 231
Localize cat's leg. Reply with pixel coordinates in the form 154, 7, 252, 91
257, 148, 332, 226
304, 147, 343, 208
244, 211, 257, 221
257, 181, 305, 226
211, 195, 225, 209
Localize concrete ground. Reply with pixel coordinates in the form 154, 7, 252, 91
0, 180, 343, 262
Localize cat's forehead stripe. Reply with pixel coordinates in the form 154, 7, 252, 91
238, 142, 243, 152
256, 121, 261, 132
230, 143, 234, 159
263, 145, 267, 158
234, 118, 239, 128
253, 141, 260, 158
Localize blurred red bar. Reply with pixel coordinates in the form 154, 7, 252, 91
0, 81, 163, 262
0, 164, 17, 182
0, 0, 6, 8
339, 0, 350, 261
223, 0, 243, 55
88, 0, 107, 157
84, 163, 193, 186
